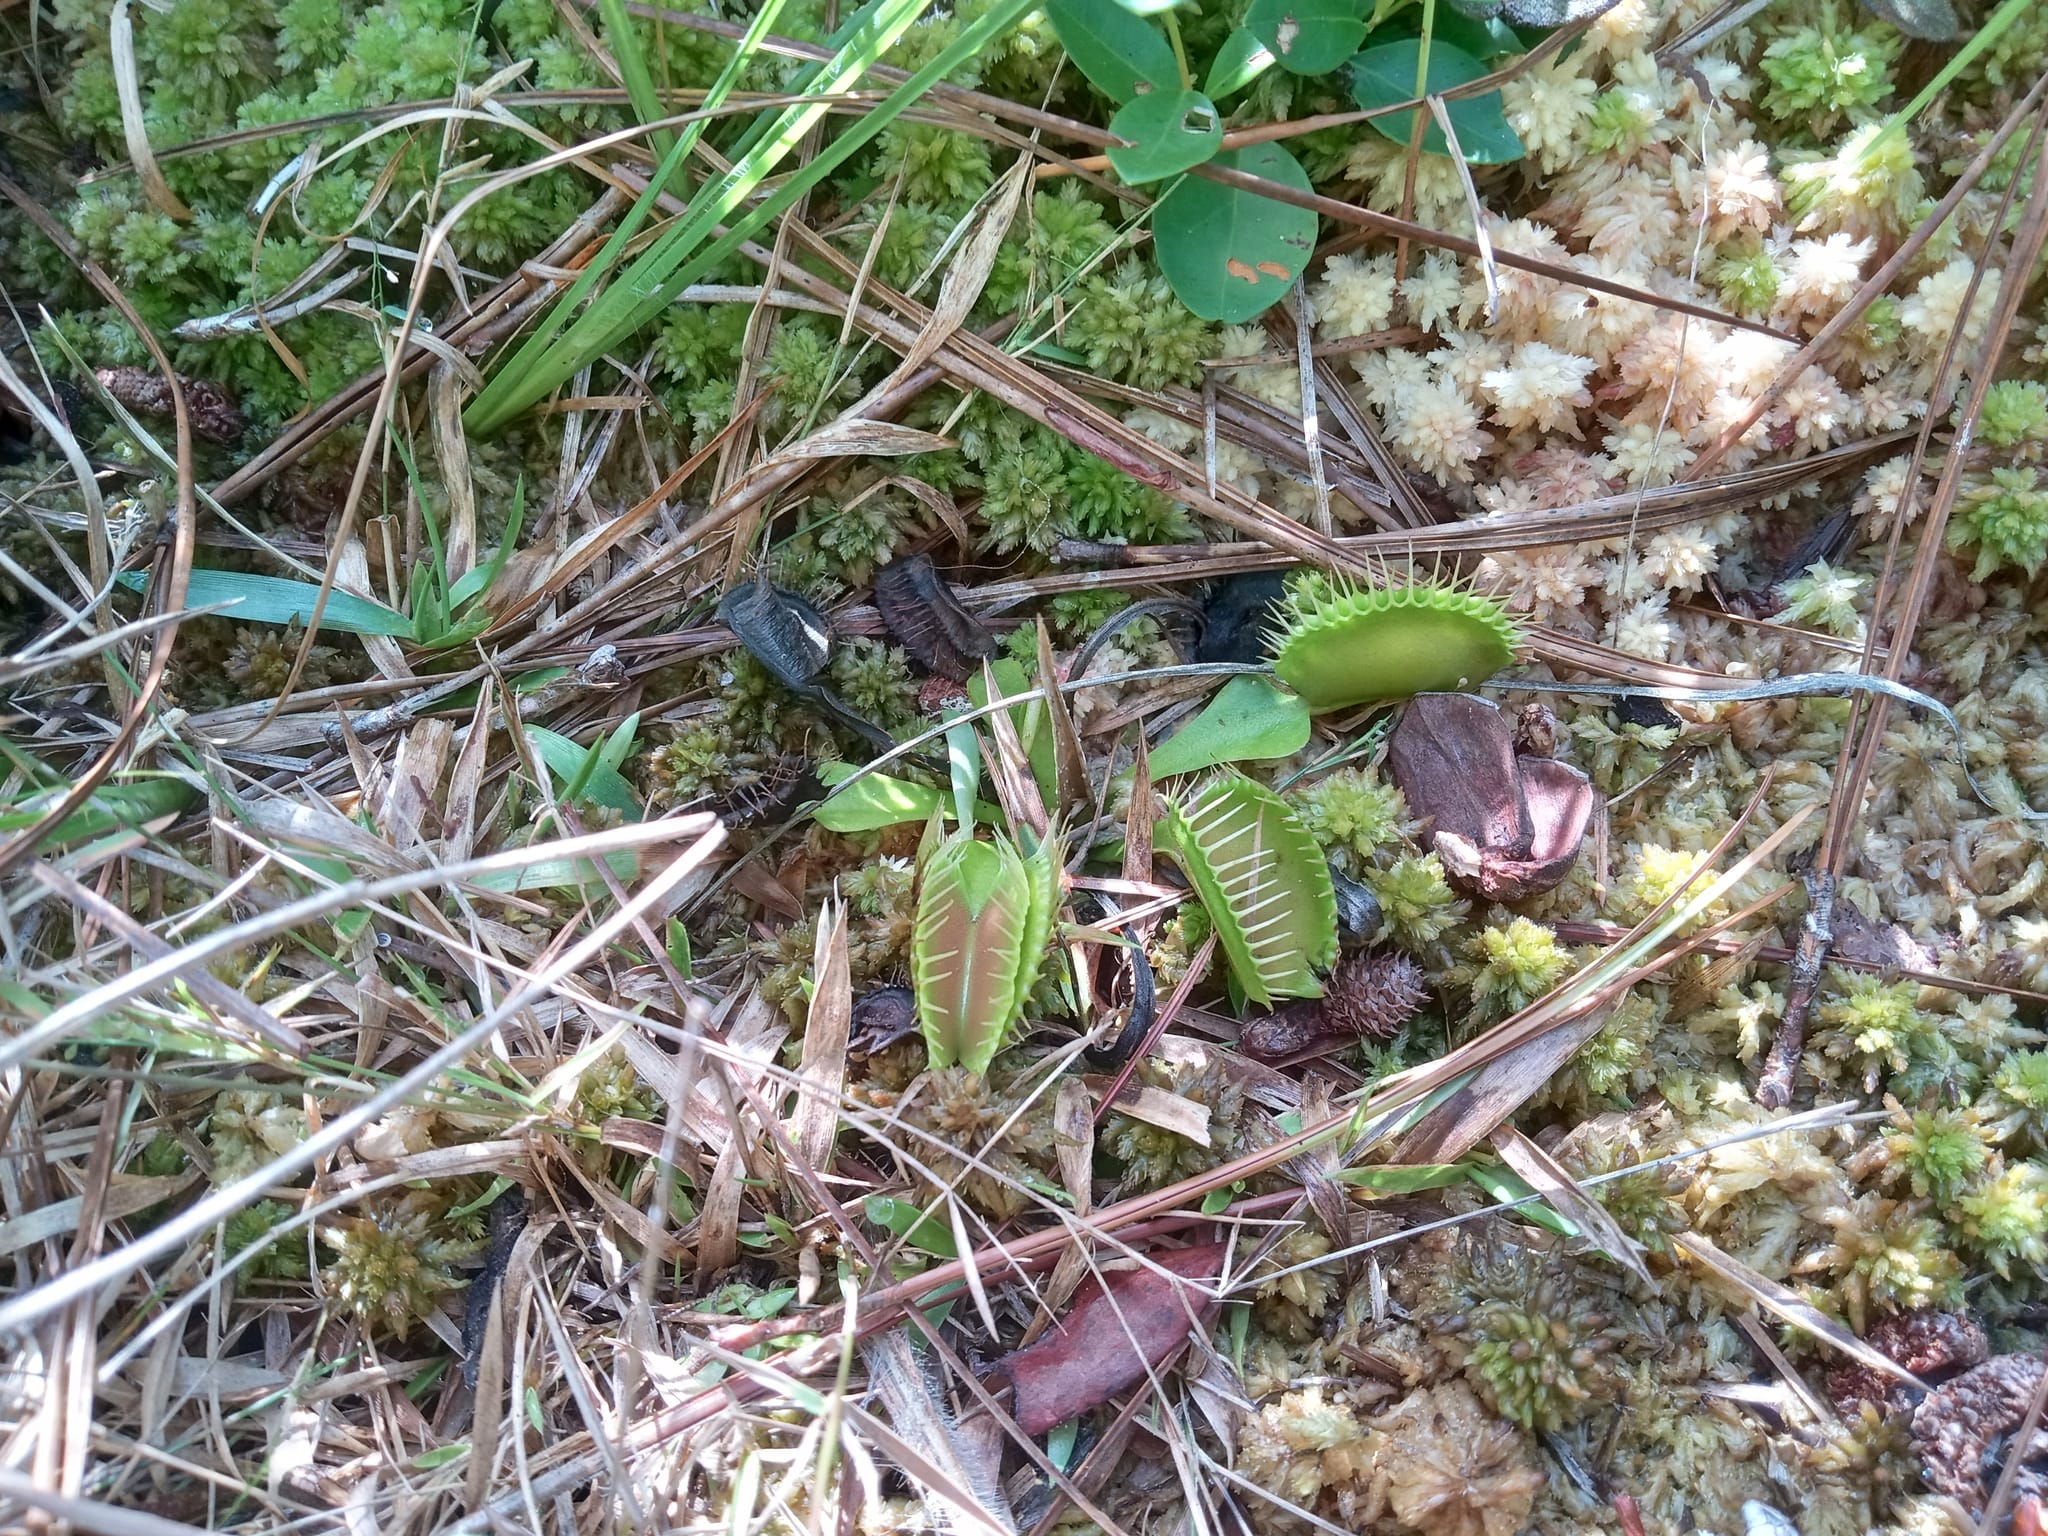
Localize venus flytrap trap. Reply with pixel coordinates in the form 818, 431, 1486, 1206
1267, 569, 1521, 711
1160, 770, 1338, 1006
909, 818, 1062, 1075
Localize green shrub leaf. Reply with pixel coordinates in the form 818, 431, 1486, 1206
525, 727, 644, 819
1348, 38, 1525, 162
1107, 88, 1224, 183
1045, 0, 1180, 102
1248, 0, 1369, 75
1147, 676, 1311, 778
1205, 27, 1276, 97
1152, 143, 1318, 322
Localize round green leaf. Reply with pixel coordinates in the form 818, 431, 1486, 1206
1045, 0, 1179, 103
814, 763, 945, 832
1152, 143, 1318, 323
1247, 0, 1369, 75
1106, 88, 1223, 184
1205, 26, 1276, 97
1348, 38, 1525, 163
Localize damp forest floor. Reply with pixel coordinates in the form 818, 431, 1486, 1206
3, 0, 2048, 1533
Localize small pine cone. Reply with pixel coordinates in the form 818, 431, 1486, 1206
1322, 948, 1428, 1040
1239, 949, 1427, 1063
1827, 1309, 1989, 1415
1912, 1354, 2048, 1512
95, 367, 245, 444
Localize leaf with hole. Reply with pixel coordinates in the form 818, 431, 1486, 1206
1205, 27, 1276, 97
1107, 88, 1223, 184
1248, 0, 1369, 75
1152, 143, 1318, 323
1147, 676, 1311, 778
1349, 39, 1524, 162
1161, 771, 1337, 1005
1044, 0, 1180, 103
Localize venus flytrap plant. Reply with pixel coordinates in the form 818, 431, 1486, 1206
910, 818, 1062, 1074
1268, 570, 1521, 711
1161, 770, 1338, 1006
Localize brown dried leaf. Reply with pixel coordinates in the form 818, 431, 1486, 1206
1123, 735, 1155, 887
1085, 1079, 1211, 1146
790, 899, 851, 1177
1055, 1078, 1095, 1217
995, 1243, 1229, 1435
1393, 1002, 1616, 1164
1490, 1125, 1650, 1286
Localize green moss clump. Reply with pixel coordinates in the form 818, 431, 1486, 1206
1363, 853, 1468, 950
1819, 1194, 1964, 1330
1975, 380, 2048, 447
1950, 466, 2048, 579
1461, 916, 1572, 1025
1758, 2, 1900, 132
1716, 245, 1781, 316
1432, 1240, 1624, 1432
985, 185, 1120, 315
1290, 767, 1409, 878
1985, 1047, 2048, 1151
1955, 1158, 2048, 1279
319, 1190, 478, 1336
224, 1199, 312, 1281
1061, 263, 1215, 391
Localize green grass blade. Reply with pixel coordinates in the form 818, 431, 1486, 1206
466, 0, 1037, 433
468, 0, 795, 424
118, 569, 411, 637
597, 0, 676, 179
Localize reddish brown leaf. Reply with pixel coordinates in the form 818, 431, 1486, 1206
994, 1243, 1228, 1434
1387, 693, 1529, 861
1389, 693, 1593, 902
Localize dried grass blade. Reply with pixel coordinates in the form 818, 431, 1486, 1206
791, 899, 852, 1177
1673, 1232, 1927, 1388
1035, 620, 1090, 822
1490, 1125, 1650, 1285
108, 0, 190, 220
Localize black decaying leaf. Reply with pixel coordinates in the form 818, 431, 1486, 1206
1858, 0, 1961, 38
718, 577, 832, 690
873, 555, 999, 682
1330, 868, 1384, 945
1196, 571, 1289, 665
717, 576, 897, 752
1441, 0, 1617, 25
1085, 937, 1157, 1069
850, 986, 921, 1055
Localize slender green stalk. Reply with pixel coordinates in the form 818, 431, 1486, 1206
466, 0, 1038, 433
1874, 0, 2032, 147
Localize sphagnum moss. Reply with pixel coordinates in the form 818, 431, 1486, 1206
12, 0, 2048, 1528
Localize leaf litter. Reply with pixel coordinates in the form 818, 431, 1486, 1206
3, 1, 2048, 1534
